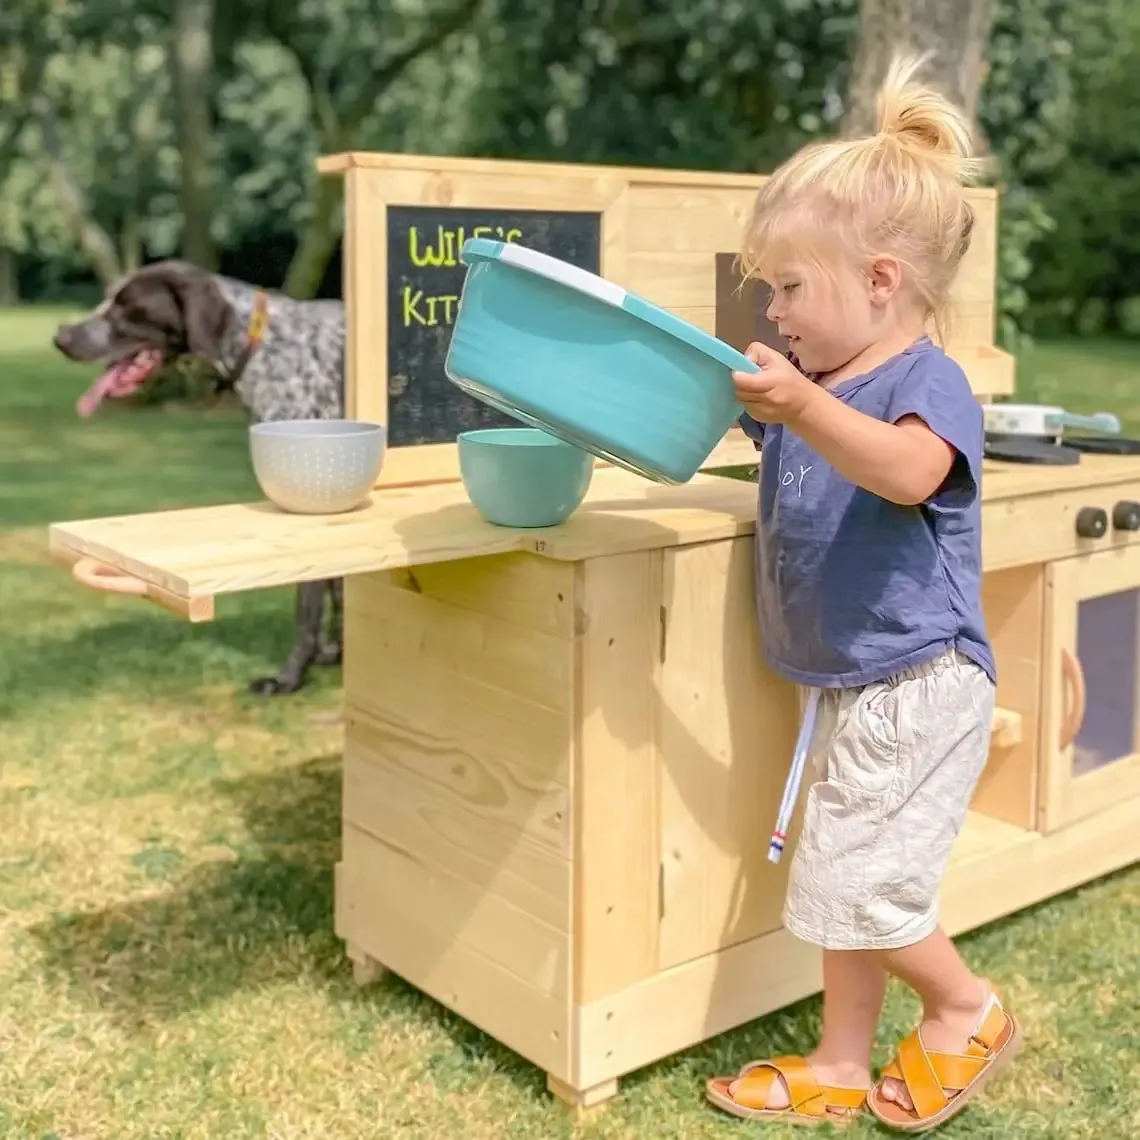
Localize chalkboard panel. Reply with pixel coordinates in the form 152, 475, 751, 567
386, 206, 602, 446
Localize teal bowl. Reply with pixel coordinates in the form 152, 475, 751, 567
445, 237, 760, 485
458, 427, 594, 528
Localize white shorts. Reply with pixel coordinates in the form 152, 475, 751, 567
783, 649, 996, 951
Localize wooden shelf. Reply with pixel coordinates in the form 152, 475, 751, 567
48, 468, 758, 619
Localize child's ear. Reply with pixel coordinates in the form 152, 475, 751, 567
867, 256, 903, 306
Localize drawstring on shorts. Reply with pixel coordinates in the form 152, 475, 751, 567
768, 685, 821, 864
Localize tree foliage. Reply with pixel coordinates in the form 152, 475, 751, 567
0, 0, 1134, 336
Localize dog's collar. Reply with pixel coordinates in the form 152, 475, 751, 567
216, 290, 269, 392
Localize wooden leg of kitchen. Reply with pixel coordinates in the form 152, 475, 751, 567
546, 1074, 621, 1116
346, 942, 387, 986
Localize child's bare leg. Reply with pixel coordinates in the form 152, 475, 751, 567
760, 948, 886, 1109
876, 925, 989, 1110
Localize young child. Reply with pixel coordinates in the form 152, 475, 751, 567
704, 56, 1022, 1132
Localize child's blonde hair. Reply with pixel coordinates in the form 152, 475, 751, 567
739, 53, 987, 339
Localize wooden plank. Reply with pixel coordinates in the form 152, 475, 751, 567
341, 742, 570, 932
48, 486, 523, 598
357, 167, 627, 214
981, 458, 1140, 502
316, 151, 1000, 207
972, 566, 1045, 828
657, 537, 801, 971
350, 573, 572, 711
317, 150, 778, 188
573, 551, 662, 1005
982, 479, 1140, 570
51, 542, 215, 622
627, 251, 715, 309
46, 469, 760, 602
50, 459, 1140, 611
335, 833, 572, 1080
345, 166, 387, 426
339, 821, 570, 996
384, 552, 576, 639
1038, 560, 1078, 832
626, 186, 752, 253
945, 344, 1015, 398
601, 186, 630, 288
344, 586, 573, 793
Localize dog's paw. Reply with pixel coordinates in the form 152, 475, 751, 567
248, 675, 303, 697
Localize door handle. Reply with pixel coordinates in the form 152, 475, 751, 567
1059, 647, 1086, 749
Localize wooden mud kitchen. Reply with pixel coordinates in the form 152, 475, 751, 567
49, 152, 1140, 1113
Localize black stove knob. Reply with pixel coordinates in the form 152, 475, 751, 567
1075, 506, 1108, 539
1113, 500, 1140, 531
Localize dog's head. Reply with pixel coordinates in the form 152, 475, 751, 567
54, 259, 235, 417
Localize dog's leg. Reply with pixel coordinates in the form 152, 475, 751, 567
315, 577, 343, 667
249, 580, 325, 696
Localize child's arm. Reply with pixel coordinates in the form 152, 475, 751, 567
791, 394, 955, 506
732, 341, 974, 507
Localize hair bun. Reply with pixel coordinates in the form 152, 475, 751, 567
875, 54, 982, 183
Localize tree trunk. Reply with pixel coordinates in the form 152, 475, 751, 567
282, 174, 343, 300
276, 0, 484, 299
35, 100, 123, 287
842, 0, 995, 141
0, 246, 18, 305
171, 0, 217, 270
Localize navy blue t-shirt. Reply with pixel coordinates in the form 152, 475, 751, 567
740, 336, 996, 689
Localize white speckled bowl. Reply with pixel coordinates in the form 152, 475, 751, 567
249, 419, 386, 514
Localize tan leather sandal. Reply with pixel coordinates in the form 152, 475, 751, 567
706, 1054, 868, 1127
867, 993, 1023, 1132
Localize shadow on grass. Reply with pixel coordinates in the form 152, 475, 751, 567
0, 586, 304, 720
27, 755, 344, 1020
25, 751, 536, 1090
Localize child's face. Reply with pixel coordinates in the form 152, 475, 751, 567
762, 258, 879, 377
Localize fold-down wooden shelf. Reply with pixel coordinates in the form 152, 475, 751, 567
47, 467, 760, 621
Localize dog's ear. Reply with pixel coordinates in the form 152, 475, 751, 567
180, 274, 234, 359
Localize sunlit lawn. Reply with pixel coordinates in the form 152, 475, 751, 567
0, 306, 1136, 1138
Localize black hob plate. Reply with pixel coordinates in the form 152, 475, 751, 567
983, 437, 1082, 466
1063, 434, 1140, 455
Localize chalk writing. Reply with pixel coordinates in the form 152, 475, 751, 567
401, 288, 461, 328
408, 225, 524, 268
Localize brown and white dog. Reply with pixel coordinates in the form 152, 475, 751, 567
54, 259, 348, 696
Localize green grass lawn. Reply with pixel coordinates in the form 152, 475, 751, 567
1, 306, 1137, 1139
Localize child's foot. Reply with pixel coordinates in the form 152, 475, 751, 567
877, 978, 990, 1112
760, 1053, 872, 1110
706, 1051, 870, 1124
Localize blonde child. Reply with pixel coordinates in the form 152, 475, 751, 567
704, 56, 1022, 1132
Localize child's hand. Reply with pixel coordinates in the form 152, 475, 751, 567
732, 342, 820, 424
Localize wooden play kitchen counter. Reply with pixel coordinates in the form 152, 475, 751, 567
48, 151, 1140, 1112
50, 452, 1140, 1109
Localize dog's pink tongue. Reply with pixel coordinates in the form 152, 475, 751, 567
76, 363, 126, 418
75, 349, 165, 417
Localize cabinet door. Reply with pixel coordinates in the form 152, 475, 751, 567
657, 537, 803, 970
1041, 545, 1140, 831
